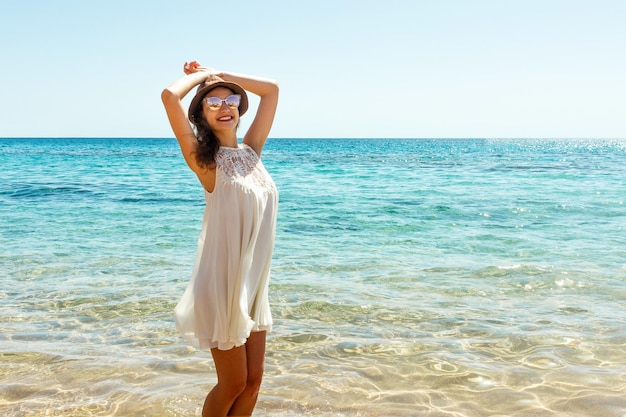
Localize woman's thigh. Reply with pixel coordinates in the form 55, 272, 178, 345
211, 344, 248, 386
244, 331, 267, 382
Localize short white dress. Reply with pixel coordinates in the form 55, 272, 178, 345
174, 143, 278, 350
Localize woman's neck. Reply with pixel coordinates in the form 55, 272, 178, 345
217, 133, 238, 148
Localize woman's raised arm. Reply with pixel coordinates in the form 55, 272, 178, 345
161, 63, 213, 171
219, 72, 279, 156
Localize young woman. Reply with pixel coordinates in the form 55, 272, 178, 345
161, 61, 279, 417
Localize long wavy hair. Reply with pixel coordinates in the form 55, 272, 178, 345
192, 117, 220, 169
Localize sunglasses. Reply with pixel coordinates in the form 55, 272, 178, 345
203, 94, 241, 111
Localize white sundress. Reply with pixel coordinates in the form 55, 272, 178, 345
174, 143, 278, 350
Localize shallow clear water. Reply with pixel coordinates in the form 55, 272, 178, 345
1, 138, 625, 416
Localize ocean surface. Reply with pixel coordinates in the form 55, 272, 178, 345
1, 138, 625, 417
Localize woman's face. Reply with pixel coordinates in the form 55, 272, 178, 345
200, 87, 240, 132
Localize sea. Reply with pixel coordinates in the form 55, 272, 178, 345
1, 138, 625, 417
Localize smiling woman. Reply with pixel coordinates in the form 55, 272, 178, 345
161, 62, 280, 417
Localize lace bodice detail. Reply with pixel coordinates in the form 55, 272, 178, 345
215, 144, 275, 194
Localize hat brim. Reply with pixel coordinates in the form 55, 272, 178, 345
188, 80, 249, 124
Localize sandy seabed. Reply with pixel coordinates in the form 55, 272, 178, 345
2, 333, 625, 417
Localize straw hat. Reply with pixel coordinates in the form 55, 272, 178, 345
188, 75, 249, 124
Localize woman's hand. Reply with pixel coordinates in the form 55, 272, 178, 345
183, 61, 218, 75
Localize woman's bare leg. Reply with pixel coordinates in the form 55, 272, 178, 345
228, 331, 267, 416
202, 344, 248, 417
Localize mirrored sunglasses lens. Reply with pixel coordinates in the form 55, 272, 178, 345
205, 97, 222, 110
225, 95, 241, 108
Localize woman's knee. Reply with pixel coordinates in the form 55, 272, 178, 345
246, 370, 263, 392
217, 376, 248, 399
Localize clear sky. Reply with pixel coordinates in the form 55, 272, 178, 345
1, 0, 625, 138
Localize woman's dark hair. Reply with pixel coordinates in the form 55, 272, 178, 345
192, 117, 220, 168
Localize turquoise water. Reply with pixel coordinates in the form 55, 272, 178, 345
1, 138, 625, 416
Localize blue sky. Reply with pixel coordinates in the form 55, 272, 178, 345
1, 0, 625, 138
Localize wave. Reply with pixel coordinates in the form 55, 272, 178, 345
0, 183, 100, 200
0, 182, 199, 206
